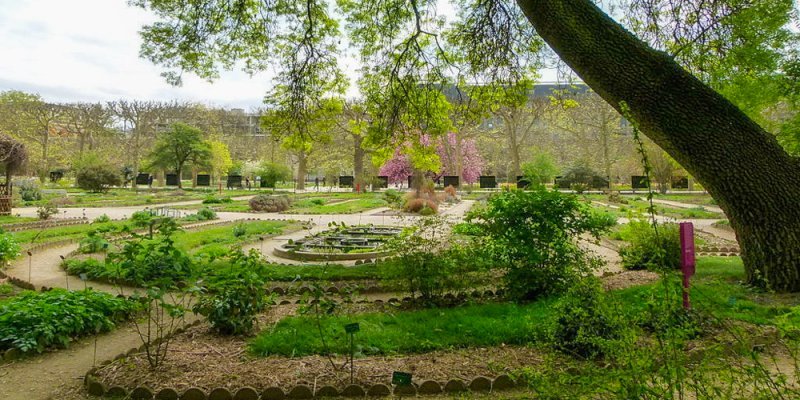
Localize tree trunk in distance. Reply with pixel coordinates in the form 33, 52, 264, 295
517, 0, 800, 291
296, 150, 307, 191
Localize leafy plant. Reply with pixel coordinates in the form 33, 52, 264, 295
36, 204, 58, 220
130, 286, 190, 369
467, 188, 609, 301
195, 207, 217, 221
0, 233, 21, 264
78, 230, 109, 254
618, 220, 681, 270
549, 278, 624, 359
74, 154, 122, 193
129, 210, 155, 228
257, 161, 291, 189
0, 289, 135, 353
193, 249, 271, 335
94, 214, 111, 223
232, 223, 246, 237
383, 189, 404, 208
105, 220, 194, 286
17, 179, 41, 202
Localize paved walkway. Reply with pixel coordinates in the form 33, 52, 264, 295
0, 197, 672, 400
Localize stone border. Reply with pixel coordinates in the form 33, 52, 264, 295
84, 367, 522, 399
2, 217, 88, 232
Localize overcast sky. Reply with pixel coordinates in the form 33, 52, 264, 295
0, 0, 561, 110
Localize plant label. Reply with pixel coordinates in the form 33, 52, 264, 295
345, 322, 360, 334
392, 371, 412, 386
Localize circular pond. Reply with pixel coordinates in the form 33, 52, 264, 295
274, 226, 402, 262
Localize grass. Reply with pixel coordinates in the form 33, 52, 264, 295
283, 196, 387, 214
21, 188, 264, 208
584, 195, 724, 220
10, 220, 131, 245
171, 220, 296, 257
0, 215, 37, 225
250, 256, 795, 357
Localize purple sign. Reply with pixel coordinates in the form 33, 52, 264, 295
679, 222, 695, 309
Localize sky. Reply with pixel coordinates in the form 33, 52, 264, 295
0, 0, 561, 110
0, 0, 278, 110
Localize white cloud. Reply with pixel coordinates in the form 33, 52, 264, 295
0, 0, 273, 108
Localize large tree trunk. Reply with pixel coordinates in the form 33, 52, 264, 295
517, 0, 800, 291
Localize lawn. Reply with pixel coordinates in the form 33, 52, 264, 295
172, 219, 297, 257
283, 196, 388, 214
20, 188, 264, 208
250, 257, 794, 357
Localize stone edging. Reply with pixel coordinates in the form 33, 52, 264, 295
2, 217, 88, 232
84, 348, 522, 399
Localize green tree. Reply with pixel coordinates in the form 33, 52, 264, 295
206, 139, 233, 184
147, 123, 211, 188
522, 152, 558, 187
132, 0, 800, 291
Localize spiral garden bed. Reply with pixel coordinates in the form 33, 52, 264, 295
274, 226, 402, 262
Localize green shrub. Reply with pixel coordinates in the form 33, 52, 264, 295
94, 214, 111, 223
78, 230, 109, 253
0, 233, 21, 264
0, 289, 135, 353
62, 258, 108, 280
590, 209, 617, 230
467, 188, 609, 301
451, 222, 483, 236
193, 249, 270, 335
202, 196, 232, 204
195, 207, 217, 221
310, 198, 325, 206
17, 179, 42, 202
257, 162, 291, 188
570, 182, 589, 194
618, 220, 681, 270
383, 217, 485, 302
129, 210, 154, 228
105, 221, 194, 286
549, 278, 623, 359
419, 205, 436, 216
232, 223, 246, 237
249, 195, 291, 212
76, 164, 122, 193
36, 204, 58, 220
383, 189, 403, 208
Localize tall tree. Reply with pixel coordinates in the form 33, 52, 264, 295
148, 122, 211, 189
132, 0, 800, 291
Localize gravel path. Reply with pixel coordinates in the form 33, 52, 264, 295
0, 198, 636, 400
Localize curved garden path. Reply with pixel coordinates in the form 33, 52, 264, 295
0, 197, 673, 399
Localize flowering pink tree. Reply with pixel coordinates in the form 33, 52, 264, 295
378, 148, 415, 184
379, 133, 484, 184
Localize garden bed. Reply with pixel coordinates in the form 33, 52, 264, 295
90, 306, 539, 393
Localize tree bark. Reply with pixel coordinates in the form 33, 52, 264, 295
517, 0, 800, 291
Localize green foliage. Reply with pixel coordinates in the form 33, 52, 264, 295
78, 230, 109, 254
467, 188, 608, 301
75, 154, 122, 193
105, 221, 194, 286
522, 152, 558, 187
382, 189, 403, 208
256, 162, 291, 188
94, 214, 111, 223
232, 223, 246, 238
147, 122, 211, 188
549, 278, 624, 359
129, 210, 154, 228
0, 233, 21, 264
193, 249, 271, 335
62, 258, 108, 281
36, 204, 58, 220
202, 195, 232, 204
249, 195, 291, 212
618, 220, 681, 270
17, 179, 41, 201
185, 207, 217, 222
382, 217, 485, 302
0, 289, 135, 353
250, 300, 552, 357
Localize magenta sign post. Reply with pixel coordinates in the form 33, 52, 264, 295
679, 222, 696, 310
